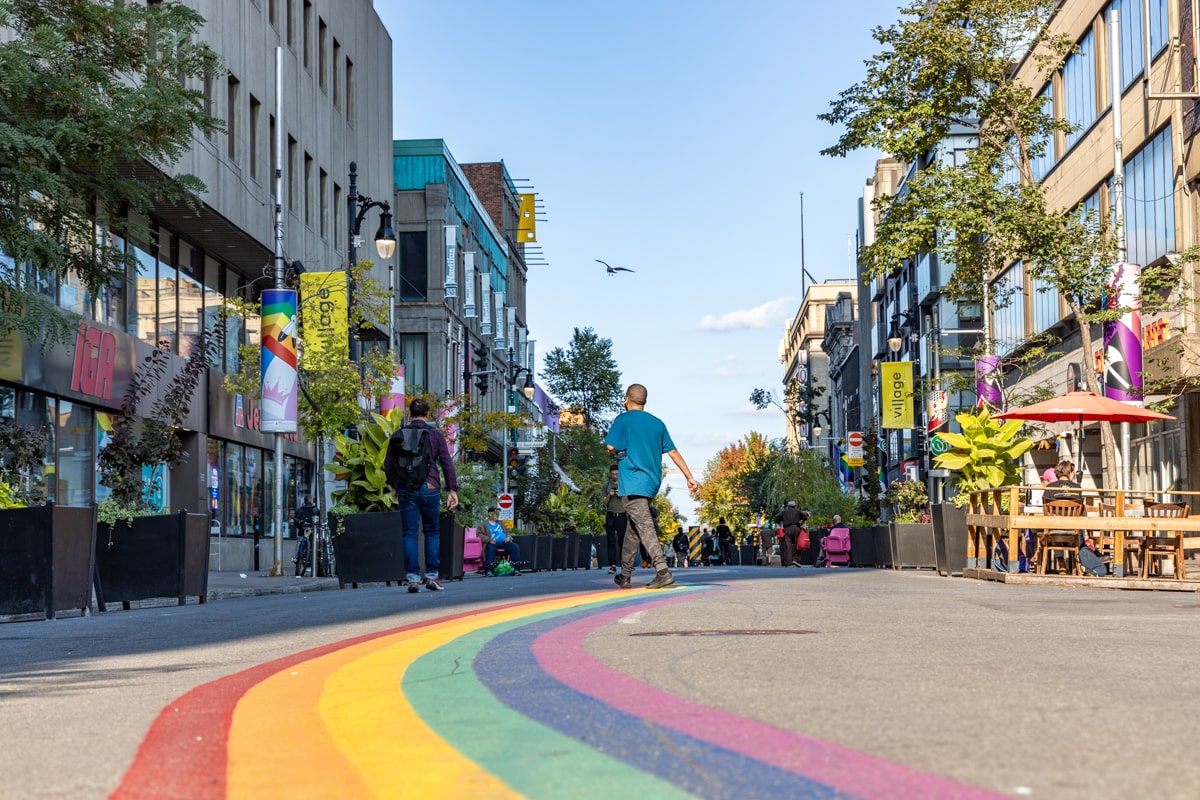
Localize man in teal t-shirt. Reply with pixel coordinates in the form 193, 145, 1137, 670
604, 383, 699, 589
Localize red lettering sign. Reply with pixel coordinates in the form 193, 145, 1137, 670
71, 323, 116, 401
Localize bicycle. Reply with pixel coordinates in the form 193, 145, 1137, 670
295, 521, 336, 577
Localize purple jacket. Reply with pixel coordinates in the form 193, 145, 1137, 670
409, 419, 458, 492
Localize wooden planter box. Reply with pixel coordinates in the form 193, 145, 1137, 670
0, 505, 96, 620
94, 511, 209, 609
330, 511, 406, 588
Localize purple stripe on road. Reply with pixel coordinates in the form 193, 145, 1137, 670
531, 596, 1006, 800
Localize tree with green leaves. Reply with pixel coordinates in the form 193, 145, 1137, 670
820, 0, 1181, 482
540, 327, 623, 428
0, 0, 222, 344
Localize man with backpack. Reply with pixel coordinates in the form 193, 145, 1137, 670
383, 397, 459, 592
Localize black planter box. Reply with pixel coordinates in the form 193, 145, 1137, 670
931, 503, 968, 576
511, 534, 535, 571
849, 527, 877, 567
562, 531, 581, 570
799, 530, 824, 566
737, 543, 756, 566
330, 511, 406, 588
439, 513, 465, 581
872, 525, 894, 568
0, 505, 96, 620
550, 536, 567, 570
95, 511, 209, 609
534, 535, 552, 571
890, 522, 937, 569
577, 534, 596, 569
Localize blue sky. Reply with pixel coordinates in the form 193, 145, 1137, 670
378, 1, 904, 524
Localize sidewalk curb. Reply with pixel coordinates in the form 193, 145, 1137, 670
207, 577, 341, 601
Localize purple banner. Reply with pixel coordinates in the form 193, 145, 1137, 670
1104, 262, 1142, 403
975, 355, 1003, 411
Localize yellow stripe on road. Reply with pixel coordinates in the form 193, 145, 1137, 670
226, 592, 632, 799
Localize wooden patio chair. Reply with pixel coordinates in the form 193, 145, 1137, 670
1141, 503, 1189, 580
1038, 500, 1084, 576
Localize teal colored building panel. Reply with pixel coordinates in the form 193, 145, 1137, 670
392, 139, 508, 297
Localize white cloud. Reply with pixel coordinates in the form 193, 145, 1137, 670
698, 296, 796, 332
735, 403, 781, 417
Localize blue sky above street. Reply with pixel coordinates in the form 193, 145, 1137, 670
379, 1, 904, 522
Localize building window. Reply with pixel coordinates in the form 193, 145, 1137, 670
318, 18, 327, 91
1031, 86, 1054, 182
1114, 0, 1144, 91
398, 231, 428, 302
58, 401, 94, 507
1062, 29, 1098, 151
226, 74, 239, 162
287, 136, 297, 211
286, 0, 296, 48
304, 153, 313, 227
203, 75, 214, 140
249, 95, 261, 181
332, 39, 341, 108
397, 333, 428, 392
203, 255, 225, 370
345, 57, 354, 121
268, 114, 277, 195
333, 183, 342, 250
319, 168, 328, 238
1123, 125, 1175, 267
132, 239, 157, 345
991, 260, 1025, 357
303, 0, 312, 72
1148, 0, 1169, 56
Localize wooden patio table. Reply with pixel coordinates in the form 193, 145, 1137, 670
966, 487, 1200, 579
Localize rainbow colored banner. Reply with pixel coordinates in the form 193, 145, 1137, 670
260, 289, 298, 433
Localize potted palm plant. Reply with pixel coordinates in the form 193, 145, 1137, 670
932, 407, 1033, 574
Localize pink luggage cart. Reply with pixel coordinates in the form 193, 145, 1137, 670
822, 526, 851, 567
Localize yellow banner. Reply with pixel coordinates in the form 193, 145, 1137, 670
518, 193, 536, 242
880, 362, 914, 429
299, 271, 348, 362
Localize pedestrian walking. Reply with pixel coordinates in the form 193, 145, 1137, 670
773, 501, 807, 568
672, 529, 691, 568
604, 383, 699, 589
385, 397, 459, 592
602, 463, 627, 573
715, 518, 735, 565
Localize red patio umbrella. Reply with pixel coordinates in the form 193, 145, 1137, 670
994, 391, 1174, 425
995, 391, 1174, 479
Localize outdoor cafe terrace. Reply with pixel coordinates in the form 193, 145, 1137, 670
964, 487, 1200, 591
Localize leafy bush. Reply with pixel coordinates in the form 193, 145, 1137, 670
325, 409, 406, 513
933, 408, 1033, 506
886, 480, 929, 523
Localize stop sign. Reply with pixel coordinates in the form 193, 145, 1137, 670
497, 493, 514, 510
848, 431, 863, 448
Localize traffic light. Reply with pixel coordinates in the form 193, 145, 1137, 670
508, 447, 521, 481
473, 349, 490, 396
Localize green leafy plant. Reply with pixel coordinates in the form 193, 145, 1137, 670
933, 408, 1034, 507
0, 421, 51, 506
95, 496, 156, 527
886, 480, 929, 523
0, 481, 21, 509
325, 408, 407, 513
452, 462, 502, 530
98, 326, 223, 515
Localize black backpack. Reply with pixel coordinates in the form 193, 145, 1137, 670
384, 424, 431, 492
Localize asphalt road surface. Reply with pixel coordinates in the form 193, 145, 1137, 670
4, 565, 1199, 799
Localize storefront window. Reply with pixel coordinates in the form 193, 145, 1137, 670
57, 401, 93, 507
264, 453, 276, 540
207, 438, 221, 525
178, 245, 205, 357
17, 392, 55, 504
246, 448, 263, 539
157, 232, 179, 352
224, 443, 243, 535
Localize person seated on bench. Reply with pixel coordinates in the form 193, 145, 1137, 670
481, 507, 521, 574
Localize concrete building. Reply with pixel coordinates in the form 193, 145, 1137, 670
777, 280, 858, 452
1, 0, 393, 567
390, 140, 537, 461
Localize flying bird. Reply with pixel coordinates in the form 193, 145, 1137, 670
596, 259, 635, 276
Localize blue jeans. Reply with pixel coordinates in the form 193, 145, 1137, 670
398, 485, 441, 582
485, 540, 521, 568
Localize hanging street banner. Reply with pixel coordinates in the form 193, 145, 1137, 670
975, 354, 1004, 411
299, 271, 348, 362
880, 362, 914, 430
260, 289, 298, 433
380, 363, 405, 414
444, 225, 458, 299
927, 389, 948, 434
1104, 261, 1142, 404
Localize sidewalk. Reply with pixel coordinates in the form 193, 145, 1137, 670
206, 570, 341, 600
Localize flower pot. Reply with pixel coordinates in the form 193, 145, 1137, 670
511, 534, 535, 571
849, 527, 876, 567
0, 504, 96, 620
329, 511, 406, 589
931, 503, 968, 577
889, 522, 937, 570
94, 511, 210, 609
438, 512, 465, 581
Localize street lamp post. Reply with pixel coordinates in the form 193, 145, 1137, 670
502, 347, 535, 495
347, 161, 397, 367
